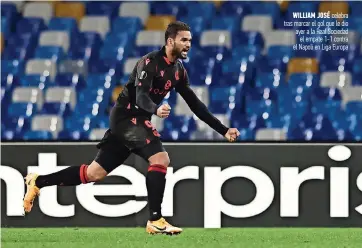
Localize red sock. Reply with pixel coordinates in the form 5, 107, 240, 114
79, 164, 89, 184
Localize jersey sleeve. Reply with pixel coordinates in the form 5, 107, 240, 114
134, 57, 158, 115
175, 68, 229, 136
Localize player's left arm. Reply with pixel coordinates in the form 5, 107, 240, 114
175, 68, 240, 141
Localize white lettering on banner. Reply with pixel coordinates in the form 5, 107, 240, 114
2, 145, 362, 227
162, 166, 199, 216
328, 145, 351, 162
204, 166, 274, 228
0, 166, 25, 216
76, 166, 147, 217
330, 168, 349, 217
280, 166, 325, 217
354, 173, 362, 215
28, 153, 74, 217
327, 146, 353, 217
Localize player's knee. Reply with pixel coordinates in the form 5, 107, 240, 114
149, 152, 170, 167
87, 172, 106, 182
86, 161, 108, 182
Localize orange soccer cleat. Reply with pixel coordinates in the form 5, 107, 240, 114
146, 217, 183, 235
23, 173, 40, 214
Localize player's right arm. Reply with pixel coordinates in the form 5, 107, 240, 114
134, 57, 158, 115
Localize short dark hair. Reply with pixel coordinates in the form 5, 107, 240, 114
165, 21, 191, 43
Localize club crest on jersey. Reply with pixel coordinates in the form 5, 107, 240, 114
145, 58, 150, 65
165, 80, 172, 90
160, 70, 164, 77
175, 70, 179, 81
139, 71, 147, 80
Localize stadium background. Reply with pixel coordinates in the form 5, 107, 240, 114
1, 0, 362, 142
2, 1, 362, 247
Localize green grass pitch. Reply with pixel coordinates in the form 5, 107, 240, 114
2, 228, 362, 248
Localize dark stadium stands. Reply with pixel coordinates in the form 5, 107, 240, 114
1, 1, 361, 141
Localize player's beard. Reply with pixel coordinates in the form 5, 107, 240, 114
171, 45, 186, 60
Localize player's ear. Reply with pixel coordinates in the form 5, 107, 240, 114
167, 37, 174, 46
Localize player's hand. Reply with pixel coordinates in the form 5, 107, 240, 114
224, 128, 240, 142
157, 104, 171, 118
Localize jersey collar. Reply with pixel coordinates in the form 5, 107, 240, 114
159, 46, 176, 66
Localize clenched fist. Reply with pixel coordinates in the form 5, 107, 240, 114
157, 104, 171, 118
224, 128, 240, 142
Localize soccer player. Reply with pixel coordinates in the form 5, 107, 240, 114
23, 21, 240, 235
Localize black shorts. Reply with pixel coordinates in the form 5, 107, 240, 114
94, 107, 165, 173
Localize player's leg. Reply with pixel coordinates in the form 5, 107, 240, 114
136, 141, 169, 221
23, 129, 131, 213
133, 140, 182, 235
109, 114, 182, 234
23, 162, 104, 213
26, 161, 106, 188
